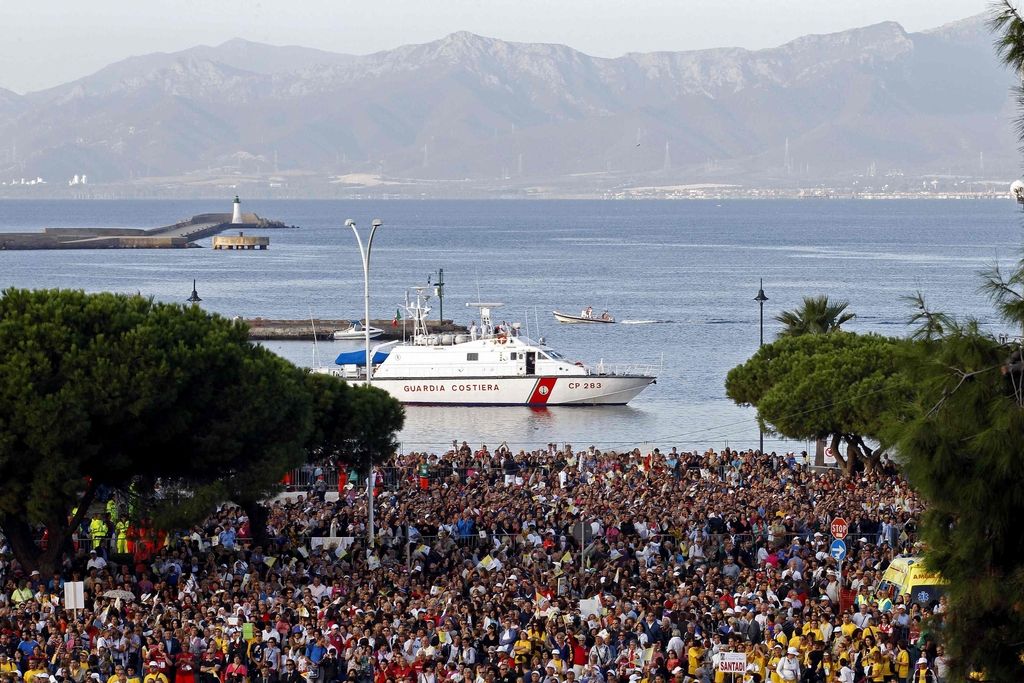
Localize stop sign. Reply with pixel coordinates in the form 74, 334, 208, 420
831, 517, 848, 540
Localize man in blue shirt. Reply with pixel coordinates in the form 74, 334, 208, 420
17, 632, 40, 658
305, 636, 327, 666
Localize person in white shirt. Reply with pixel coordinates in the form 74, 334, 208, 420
87, 551, 107, 571
851, 605, 873, 629
775, 647, 800, 681
837, 658, 855, 683
666, 630, 684, 660
308, 577, 329, 602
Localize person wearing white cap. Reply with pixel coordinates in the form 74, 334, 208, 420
775, 646, 801, 681
912, 657, 936, 682
546, 649, 566, 676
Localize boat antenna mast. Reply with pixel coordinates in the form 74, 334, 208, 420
406, 285, 433, 342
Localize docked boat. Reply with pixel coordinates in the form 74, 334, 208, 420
332, 321, 384, 341
318, 288, 655, 406
553, 308, 615, 324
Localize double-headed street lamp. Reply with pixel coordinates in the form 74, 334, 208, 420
346, 217, 383, 549
755, 279, 768, 455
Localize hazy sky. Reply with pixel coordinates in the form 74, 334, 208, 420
0, 0, 987, 94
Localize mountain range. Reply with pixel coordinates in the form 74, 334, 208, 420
0, 13, 1017, 194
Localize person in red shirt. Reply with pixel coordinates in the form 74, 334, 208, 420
387, 657, 411, 681
174, 652, 196, 683
570, 636, 588, 676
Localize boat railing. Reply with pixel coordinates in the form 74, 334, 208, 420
589, 359, 660, 377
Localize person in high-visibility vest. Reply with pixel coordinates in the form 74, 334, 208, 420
114, 519, 130, 554
876, 588, 894, 613
90, 516, 109, 549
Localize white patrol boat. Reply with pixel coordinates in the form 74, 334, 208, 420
319, 288, 657, 406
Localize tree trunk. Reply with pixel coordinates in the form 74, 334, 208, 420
851, 435, 884, 472
3, 480, 98, 574
4, 516, 43, 574
829, 433, 855, 477
5, 517, 74, 575
239, 499, 270, 549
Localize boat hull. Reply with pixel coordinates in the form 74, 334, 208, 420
332, 328, 384, 340
342, 374, 654, 405
553, 311, 615, 324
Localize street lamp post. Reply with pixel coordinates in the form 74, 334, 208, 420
755, 279, 768, 455
346, 217, 384, 549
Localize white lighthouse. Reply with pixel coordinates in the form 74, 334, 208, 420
231, 195, 243, 224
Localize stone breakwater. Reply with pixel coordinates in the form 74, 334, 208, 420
0, 212, 296, 249
245, 318, 466, 341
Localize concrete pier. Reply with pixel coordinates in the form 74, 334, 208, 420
246, 318, 466, 341
0, 212, 295, 250
213, 232, 269, 250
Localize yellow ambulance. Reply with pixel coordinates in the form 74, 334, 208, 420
878, 555, 947, 608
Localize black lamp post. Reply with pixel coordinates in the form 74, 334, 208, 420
187, 280, 202, 306
754, 279, 768, 455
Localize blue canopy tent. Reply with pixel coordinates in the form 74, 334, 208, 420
334, 349, 390, 366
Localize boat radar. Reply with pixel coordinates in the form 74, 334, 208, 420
231, 195, 243, 224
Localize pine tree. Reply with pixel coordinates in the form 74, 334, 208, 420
887, 263, 1024, 681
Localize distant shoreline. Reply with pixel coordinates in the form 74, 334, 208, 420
0, 191, 1013, 201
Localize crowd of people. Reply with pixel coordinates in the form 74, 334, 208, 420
0, 444, 950, 683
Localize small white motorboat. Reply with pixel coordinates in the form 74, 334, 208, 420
553, 308, 615, 324
332, 321, 384, 340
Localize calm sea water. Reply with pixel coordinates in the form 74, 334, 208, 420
1, 199, 1019, 453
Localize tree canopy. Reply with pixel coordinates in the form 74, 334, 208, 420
0, 288, 403, 572
774, 294, 855, 338
880, 7, 1024, 676
882, 255, 1024, 680
305, 372, 405, 475
725, 332, 909, 474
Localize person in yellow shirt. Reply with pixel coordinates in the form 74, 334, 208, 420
687, 639, 705, 678
25, 669, 49, 683
125, 666, 141, 683
513, 631, 532, 665
748, 644, 767, 682
803, 618, 825, 646
880, 645, 895, 680
895, 643, 911, 681
143, 662, 169, 683
107, 666, 129, 683
0, 654, 16, 674
211, 629, 228, 655
768, 644, 784, 683
24, 660, 49, 683
527, 623, 545, 651
820, 652, 834, 681
839, 614, 857, 640
867, 651, 886, 683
